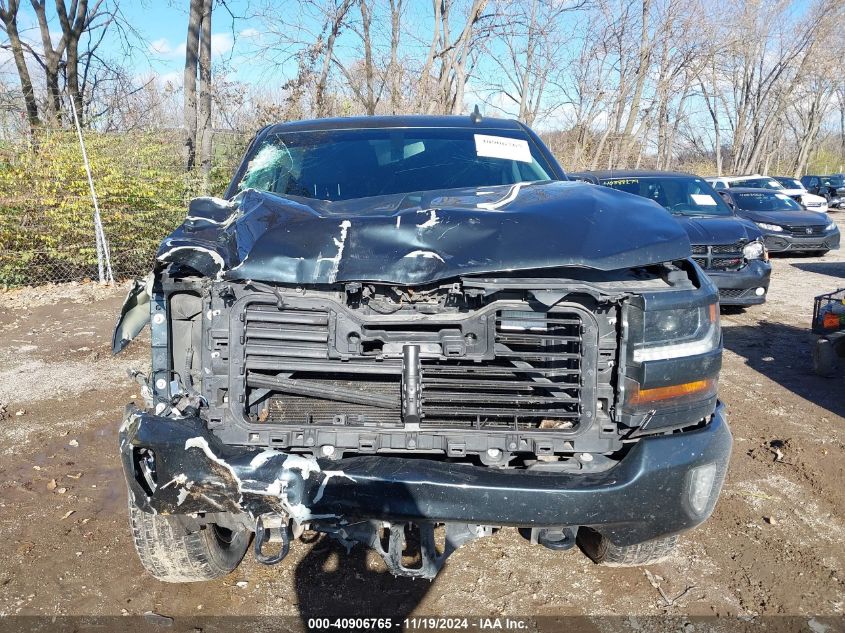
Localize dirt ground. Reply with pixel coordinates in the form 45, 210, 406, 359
1, 217, 844, 629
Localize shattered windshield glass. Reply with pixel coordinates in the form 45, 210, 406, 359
599, 176, 733, 217
235, 128, 554, 201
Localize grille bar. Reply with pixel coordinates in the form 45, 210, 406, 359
240, 303, 586, 431
691, 241, 746, 271
784, 225, 825, 236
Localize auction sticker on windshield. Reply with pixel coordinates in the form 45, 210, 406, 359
474, 134, 533, 163
691, 194, 718, 205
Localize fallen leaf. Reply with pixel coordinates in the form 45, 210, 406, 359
68, 439, 79, 447
60, 510, 75, 520
47, 479, 57, 490
67, 473, 82, 479
15, 409, 26, 416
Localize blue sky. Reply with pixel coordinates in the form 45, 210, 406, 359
0, 0, 576, 122
119, 0, 262, 82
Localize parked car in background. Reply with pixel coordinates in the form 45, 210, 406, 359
572, 170, 771, 306
706, 174, 829, 213
725, 176, 784, 190
772, 176, 828, 213
801, 174, 845, 208
718, 188, 840, 255
704, 176, 741, 191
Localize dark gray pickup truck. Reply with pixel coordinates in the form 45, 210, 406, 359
114, 115, 731, 581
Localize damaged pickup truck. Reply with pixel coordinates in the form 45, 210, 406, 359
115, 115, 731, 582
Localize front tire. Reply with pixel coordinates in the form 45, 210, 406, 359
128, 496, 250, 582
577, 528, 677, 567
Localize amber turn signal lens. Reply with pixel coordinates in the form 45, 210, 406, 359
629, 378, 716, 406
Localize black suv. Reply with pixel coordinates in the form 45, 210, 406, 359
114, 116, 730, 582
801, 174, 845, 208
570, 171, 771, 306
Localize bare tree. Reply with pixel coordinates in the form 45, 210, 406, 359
30, 0, 67, 122
485, 0, 580, 126
183, 0, 202, 169
387, 0, 403, 113
0, 0, 40, 132
787, 73, 838, 177
55, 0, 109, 122
418, 0, 490, 115
315, 0, 355, 116
198, 0, 213, 178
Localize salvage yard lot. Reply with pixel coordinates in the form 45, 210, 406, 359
0, 215, 843, 624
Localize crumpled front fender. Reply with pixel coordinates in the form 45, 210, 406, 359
112, 276, 152, 355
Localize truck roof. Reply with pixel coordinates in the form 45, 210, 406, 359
262, 115, 525, 135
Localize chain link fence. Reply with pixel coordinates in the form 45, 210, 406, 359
0, 129, 249, 288
0, 247, 157, 286
0, 195, 189, 287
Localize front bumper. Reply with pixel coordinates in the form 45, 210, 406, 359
763, 229, 840, 253
120, 403, 732, 547
707, 260, 771, 305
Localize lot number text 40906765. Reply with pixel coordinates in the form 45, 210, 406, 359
307, 617, 530, 631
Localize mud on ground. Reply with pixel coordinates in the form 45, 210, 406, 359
0, 219, 843, 627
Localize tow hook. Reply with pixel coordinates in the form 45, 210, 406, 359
525, 526, 577, 551
254, 514, 290, 565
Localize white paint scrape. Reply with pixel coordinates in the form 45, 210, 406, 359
476, 182, 524, 210
314, 470, 356, 503
417, 209, 439, 228
315, 220, 351, 283
185, 196, 240, 228
157, 244, 226, 280
403, 250, 445, 263
183, 439, 348, 522
184, 437, 244, 491
250, 449, 282, 469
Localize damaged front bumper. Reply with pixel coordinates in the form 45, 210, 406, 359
707, 260, 771, 306
119, 404, 732, 549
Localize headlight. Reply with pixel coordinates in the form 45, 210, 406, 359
826, 221, 837, 231
756, 222, 783, 232
633, 303, 720, 362
742, 240, 765, 259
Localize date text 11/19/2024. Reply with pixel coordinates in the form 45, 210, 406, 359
307, 617, 530, 630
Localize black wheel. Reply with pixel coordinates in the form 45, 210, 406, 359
128, 495, 250, 582
577, 528, 677, 567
